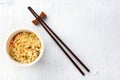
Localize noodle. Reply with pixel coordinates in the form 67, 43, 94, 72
8, 32, 41, 64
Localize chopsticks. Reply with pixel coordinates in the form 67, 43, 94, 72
28, 6, 90, 76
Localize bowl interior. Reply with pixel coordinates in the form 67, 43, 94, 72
6, 29, 44, 66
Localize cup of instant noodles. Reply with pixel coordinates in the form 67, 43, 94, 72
6, 28, 44, 66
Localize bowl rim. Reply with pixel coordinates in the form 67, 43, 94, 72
6, 28, 44, 66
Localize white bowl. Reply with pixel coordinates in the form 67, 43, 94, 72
6, 28, 44, 66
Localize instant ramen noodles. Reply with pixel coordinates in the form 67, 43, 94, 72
8, 32, 41, 64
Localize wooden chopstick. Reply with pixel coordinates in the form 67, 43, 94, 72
28, 6, 90, 75
28, 7, 85, 76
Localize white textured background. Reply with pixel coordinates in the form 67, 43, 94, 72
0, 0, 120, 80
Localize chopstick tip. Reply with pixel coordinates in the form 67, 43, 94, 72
82, 73, 85, 76
86, 68, 90, 73
88, 69, 90, 73
28, 6, 31, 9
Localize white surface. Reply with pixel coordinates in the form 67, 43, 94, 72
0, 0, 120, 80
